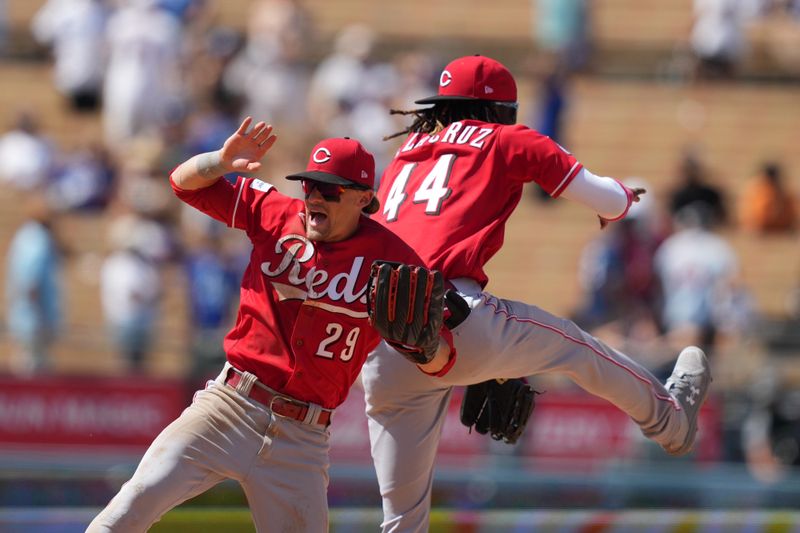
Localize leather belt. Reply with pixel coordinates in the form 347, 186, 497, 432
224, 369, 332, 427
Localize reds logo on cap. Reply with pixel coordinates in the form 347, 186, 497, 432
439, 70, 452, 87
416, 55, 517, 105
312, 147, 332, 163
285, 137, 376, 190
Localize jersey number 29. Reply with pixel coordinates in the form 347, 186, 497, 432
383, 154, 456, 221
315, 323, 360, 362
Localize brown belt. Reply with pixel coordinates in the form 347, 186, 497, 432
224, 369, 332, 427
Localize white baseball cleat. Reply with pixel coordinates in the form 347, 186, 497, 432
662, 346, 712, 456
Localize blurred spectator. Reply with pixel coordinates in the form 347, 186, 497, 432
308, 25, 400, 169
654, 204, 752, 355
739, 161, 797, 234
47, 142, 116, 212
0, 111, 55, 191
742, 369, 800, 482
158, 0, 215, 96
668, 151, 729, 227
101, 215, 164, 373
115, 138, 181, 260
223, 0, 312, 132
183, 227, 243, 382
573, 180, 665, 333
31, 0, 111, 112
157, 0, 207, 23
532, 0, 592, 71
343, 94, 400, 172
761, 389, 800, 467
102, 0, 184, 146
184, 100, 240, 156
392, 51, 439, 109
152, 113, 194, 177
690, 0, 758, 79
760, 0, 800, 74
307, 24, 377, 131
529, 59, 571, 201
184, 28, 242, 115
534, 61, 570, 147
4, 196, 63, 376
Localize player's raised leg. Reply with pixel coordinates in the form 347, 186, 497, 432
439, 287, 711, 455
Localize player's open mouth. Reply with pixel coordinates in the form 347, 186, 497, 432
308, 210, 328, 227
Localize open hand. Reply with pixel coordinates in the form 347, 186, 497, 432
220, 117, 278, 173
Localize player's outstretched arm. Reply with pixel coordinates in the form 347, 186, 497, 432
171, 116, 278, 190
560, 168, 646, 229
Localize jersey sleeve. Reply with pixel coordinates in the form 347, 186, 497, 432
498, 125, 583, 197
171, 175, 284, 236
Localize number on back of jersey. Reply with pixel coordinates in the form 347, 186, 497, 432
383, 155, 456, 221
412, 154, 455, 215
383, 164, 414, 222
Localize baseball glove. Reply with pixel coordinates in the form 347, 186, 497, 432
367, 260, 445, 365
460, 378, 538, 445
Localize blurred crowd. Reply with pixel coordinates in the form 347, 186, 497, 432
570, 153, 799, 368
0, 0, 447, 381
0, 0, 798, 473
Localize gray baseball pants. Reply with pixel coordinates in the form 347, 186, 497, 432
87, 365, 331, 532
361, 279, 689, 533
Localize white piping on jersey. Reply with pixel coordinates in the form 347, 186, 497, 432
270, 282, 370, 319
230, 178, 246, 227
481, 293, 680, 410
551, 161, 581, 197
304, 299, 369, 319
271, 281, 308, 301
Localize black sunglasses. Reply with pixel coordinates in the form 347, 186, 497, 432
301, 180, 367, 202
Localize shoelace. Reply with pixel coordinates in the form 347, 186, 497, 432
667, 371, 702, 406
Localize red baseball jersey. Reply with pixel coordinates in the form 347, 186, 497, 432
375, 121, 582, 287
172, 176, 422, 409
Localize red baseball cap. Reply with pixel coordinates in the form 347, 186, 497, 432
416, 55, 517, 105
286, 137, 375, 190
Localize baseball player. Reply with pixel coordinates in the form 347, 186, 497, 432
361, 55, 713, 532
87, 118, 450, 532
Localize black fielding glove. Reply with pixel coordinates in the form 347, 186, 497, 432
367, 260, 445, 364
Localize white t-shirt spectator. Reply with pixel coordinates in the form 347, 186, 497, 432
31, 0, 110, 99
0, 128, 54, 190
691, 0, 757, 61
102, 2, 183, 145
655, 226, 739, 331
100, 249, 161, 331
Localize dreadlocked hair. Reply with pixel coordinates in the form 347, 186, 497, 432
384, 100, 506, 141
